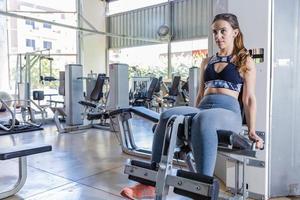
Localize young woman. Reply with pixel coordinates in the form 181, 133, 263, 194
121, 13, 264, 200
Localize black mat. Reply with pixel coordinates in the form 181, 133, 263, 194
0, 126, 44, 136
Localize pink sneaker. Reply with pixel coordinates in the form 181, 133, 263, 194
120, 183, 155, 199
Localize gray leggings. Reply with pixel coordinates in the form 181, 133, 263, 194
151, 94, 242, 176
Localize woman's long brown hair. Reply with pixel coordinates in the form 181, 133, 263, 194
213, 13, 250, 73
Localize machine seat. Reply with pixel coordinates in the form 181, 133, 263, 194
163, 96, 176, 103
78, 101, 97, 108
109, 107, 159, 123
87, 112, 109, 120
0, 144, 52, 160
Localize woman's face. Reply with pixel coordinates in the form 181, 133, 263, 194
211, 19, 238, 50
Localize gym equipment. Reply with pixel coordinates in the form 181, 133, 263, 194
124, 115, 220, 200
14, 50, 55, 123
0, 91, 11, 112
107, 63, 129, 110
109, 107, 159, 157
131, 78, 159, 108
162, 76, 181, 107
52, 65, 110, 133
38, 55, 55, 84
16, 50, 52, 104
110, 106, 263, 199
78, 74, 110, 128
65, 64, 84, 126
79, 74, 107, 110
180, 78, 189, 104
77, 71, 98, 101
48, 71, 65, 108
188, 67, 200, 107
0, 143, 52, 199
0, 99, 44, 135
130, 77, 151, 96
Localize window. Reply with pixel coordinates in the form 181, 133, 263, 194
108, 38, 208, 80
25, 20, 35, 29
7, 0, 77, 93
109, 44, 168, 79
26, 39, 35, 49
43, 41, 52, 49
43, 23, 52, 29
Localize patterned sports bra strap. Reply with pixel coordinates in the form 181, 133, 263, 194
208, 54, 233, 65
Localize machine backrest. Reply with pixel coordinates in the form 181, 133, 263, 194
181, 77, 189, 92
169, 76, 181, 96
154, 76, 162, 93
146, 78, 159, 99
90, 74, 105, 102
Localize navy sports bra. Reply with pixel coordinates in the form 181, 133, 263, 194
204, 54, 243, 92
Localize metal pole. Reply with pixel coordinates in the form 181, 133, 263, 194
0, 10, 161, 43
167, 0, 173, 79
76, 0, 82, 64
105, 1, 109, 75
5, 0, 12, 90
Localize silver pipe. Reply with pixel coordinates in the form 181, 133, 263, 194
0, 10, 161, 43
7, 10, 77, 14
76, 0, 82, 64
167, 0, 173, 79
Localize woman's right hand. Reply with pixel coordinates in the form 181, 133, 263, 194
248, 131, 264, 149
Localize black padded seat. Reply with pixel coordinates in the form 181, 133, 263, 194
87, 112, 109, 120
132, 78, 159, 106
109, 107, 159, 123
163, 96, 176, 103
131, 107, 159, 122
78, 101, 97, 108
90, 74, 105, 101
0, 144, 52, 160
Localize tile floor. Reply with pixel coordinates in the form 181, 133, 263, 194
0, 116, 299, 200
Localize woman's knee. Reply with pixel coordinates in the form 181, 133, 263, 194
160, 106, 199, 120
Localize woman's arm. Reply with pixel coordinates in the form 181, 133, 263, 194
195, 57, 209, 107
242, 57, 263, 148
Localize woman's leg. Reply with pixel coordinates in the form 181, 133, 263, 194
151, 106, 199, 163
191, 108, 242, 176
121, 106, 199, 199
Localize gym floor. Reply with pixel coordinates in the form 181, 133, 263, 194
0, 116, 298, 200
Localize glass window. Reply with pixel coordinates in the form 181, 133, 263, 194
25, 20, 35, 29
170, 39, 208, 79
43, 23, 51, 29
108, 38, 208, 80
6, 0, 77, 93
43, 41, 52, 49
26, 39, 35, 49
109, 43, 168, 79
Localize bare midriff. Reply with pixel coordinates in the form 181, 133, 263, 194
204, 87, 239, 99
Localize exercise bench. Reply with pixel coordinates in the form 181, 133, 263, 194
110, 107, 264, 199
0, 143, 52, 199
109, 106, 159, 158
123, 114, 262, 199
